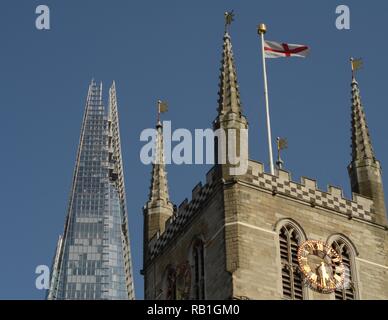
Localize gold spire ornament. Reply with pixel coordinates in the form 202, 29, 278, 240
350, 57, 363, 78
224, 10, 234, 32
157, 100, 168, 122
257, 23, 267, 35
276, 137, 288, 170
277, 137, 288, 151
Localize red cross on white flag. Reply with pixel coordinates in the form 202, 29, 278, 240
264, 40, 309, 58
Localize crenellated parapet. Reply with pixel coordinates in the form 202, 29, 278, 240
147, 159, 377, 261
244, 160, 374, 222
148, 166, 219, 259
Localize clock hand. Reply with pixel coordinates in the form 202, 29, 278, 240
316, 262, 328, 288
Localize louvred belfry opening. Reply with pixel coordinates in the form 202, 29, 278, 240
279, 225, 304, 300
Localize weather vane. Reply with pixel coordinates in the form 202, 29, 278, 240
157, 100, 168, 123
224, 10, 235, 33
350, 57, 363, 78
276, 137, 288, 170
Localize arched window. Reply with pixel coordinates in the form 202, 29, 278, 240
192, 239, 205, 299
329, 236, 358, 300
278, 222, 305, 300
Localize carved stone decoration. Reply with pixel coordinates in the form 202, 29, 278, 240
175, 261, 191, 300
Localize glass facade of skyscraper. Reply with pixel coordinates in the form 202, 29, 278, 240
48, 80, 134, 300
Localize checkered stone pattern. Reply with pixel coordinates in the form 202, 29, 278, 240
247, 164, 374, 223
149, 182, 214, 259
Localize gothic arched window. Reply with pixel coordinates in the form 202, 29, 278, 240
278, 223, 305, 300
329, 237, 358, 300
192, 239, 205, 299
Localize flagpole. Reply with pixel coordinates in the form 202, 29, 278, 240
258, 23, 275, 175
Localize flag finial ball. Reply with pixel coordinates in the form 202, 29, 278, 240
258, 23, 267, 34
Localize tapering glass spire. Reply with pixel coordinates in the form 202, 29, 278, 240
48, 80, 135, 300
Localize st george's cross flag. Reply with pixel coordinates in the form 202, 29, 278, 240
264, 40, 309, 58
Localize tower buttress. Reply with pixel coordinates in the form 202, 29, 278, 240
348, 74, 387, 225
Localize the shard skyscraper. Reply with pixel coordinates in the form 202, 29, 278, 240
48, 80, 135, 300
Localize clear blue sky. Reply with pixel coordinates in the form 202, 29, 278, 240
0, 0, 387, 299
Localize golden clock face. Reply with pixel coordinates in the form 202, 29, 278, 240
297, 240, 345, 293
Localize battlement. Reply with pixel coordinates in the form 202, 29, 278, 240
148, 161, 376, 260
244, 160, 375, 222
149, 166, 218, 259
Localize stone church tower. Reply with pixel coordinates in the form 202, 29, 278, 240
142, 27, 388, 300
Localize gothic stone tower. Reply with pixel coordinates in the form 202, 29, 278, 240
142, 30, 388, 300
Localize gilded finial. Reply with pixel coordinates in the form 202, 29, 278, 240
276, 137, 288, 170
350, 57, 363, 79
157, 100, 168, 124
224, 10, 234, 33
258, 23, 267, 35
